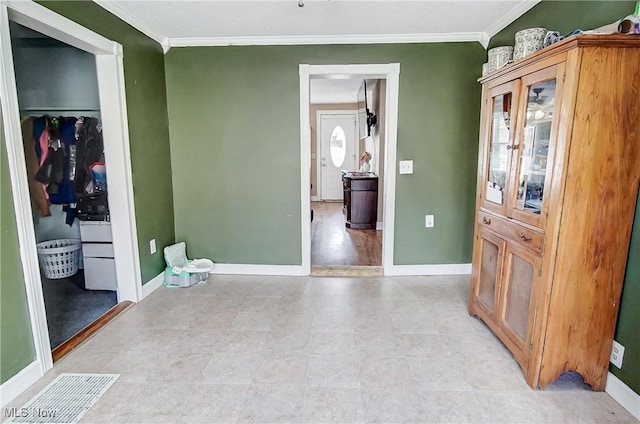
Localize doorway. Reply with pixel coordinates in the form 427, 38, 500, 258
0, 0, 141, 383
300, 64, 400, 276
9, 20, 119, 352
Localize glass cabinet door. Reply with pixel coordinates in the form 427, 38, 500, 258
509, 65, 564, 228
481, 82, 520, 215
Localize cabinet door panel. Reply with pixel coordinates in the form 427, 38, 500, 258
475, 228, 505, 318
509, 65, 565, 228
500, 243, 541, 353
480, 81, 521, 216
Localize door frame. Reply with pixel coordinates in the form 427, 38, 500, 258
0, 0, 142, 386
300, 64, 400, 275
316, 110, 358, 201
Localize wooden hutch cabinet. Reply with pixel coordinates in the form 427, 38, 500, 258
469, 35, 640, 390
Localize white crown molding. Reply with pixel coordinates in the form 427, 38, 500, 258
479, 32, 491, 49
483, 0, 542, 43
92, 0, 170, 53
168, 32, 487, 48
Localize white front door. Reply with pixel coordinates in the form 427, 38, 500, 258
320, 113, 357, 200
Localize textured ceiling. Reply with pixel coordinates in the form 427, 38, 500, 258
94, 0, 540, 102
99, 0, 538, 42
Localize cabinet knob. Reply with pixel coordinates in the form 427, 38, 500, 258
482, 217, 491, 225
507, 145, 513, 150
519, 233, 532, 242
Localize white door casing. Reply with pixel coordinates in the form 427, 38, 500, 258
319, 112, 357, 200
0, 0, 141, 405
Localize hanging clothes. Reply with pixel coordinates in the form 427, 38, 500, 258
48, 117, 77, 205
74, 117, 104, 195
21, 117, 51, 216
37, 116, 66, 194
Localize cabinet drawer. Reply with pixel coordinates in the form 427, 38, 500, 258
351, 179, 378, 191
478, 211, 544, 254
82, 243, 114, 258
79, 221, 112, 242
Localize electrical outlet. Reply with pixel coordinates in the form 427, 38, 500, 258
399, 160, 413, 174
425, 215, 434, 228
610, 341, 625, 369
150, 239, 156, 255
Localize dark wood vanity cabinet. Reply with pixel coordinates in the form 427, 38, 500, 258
342, 173, 378, 229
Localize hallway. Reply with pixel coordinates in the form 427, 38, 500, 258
311, 201, 382, 267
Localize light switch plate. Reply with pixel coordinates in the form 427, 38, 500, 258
150, 239, 156, 255
425, 215, 434, 228
399, 160, 413, 174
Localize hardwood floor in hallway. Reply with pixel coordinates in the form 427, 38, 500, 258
311, 201, 382, 266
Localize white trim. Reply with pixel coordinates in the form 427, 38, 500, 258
95, 54, 142, 303
0, 2, 53, 378
92, 0, 170, 53
311, 196, 320, 202
316, 110, 358, 201
479, 33, 491, 50
376, 221, 383, 231
606, 372, 640, 420
300, 63, 400, 277
141, 272, 164, 299
6, 0, 121, 56
210, 264, 304, 276
388, 263, 472, 276
170, 32, 488, 48
483, 0, 542, 42
382, 65, 400, 275
300, 65, 312, 276
0, 361, 42, 407
0, 0, 142, 397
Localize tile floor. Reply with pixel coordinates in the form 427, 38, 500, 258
5, 274, 637, 423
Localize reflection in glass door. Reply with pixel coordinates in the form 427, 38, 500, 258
482, 82, 519, 215
514, 79, 556, 216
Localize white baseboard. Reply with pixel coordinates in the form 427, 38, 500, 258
141, 271, 164, 299
0, 361, 42, 408
210, 264, 304, 276
376, 221, 383, 230
387, 263, 472, 276
311, 196, 320, 202
606, 372, 640, 420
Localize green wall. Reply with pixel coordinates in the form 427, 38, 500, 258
164, 44, 484, 265
615, 195, 640, 393
489, 0, 640, 395
489, 1, 636, 49
1, 104, 36, 384
38, 1, 175, 283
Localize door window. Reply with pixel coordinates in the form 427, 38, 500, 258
329, 125, 346, 168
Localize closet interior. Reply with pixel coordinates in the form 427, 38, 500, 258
9, 22, 118, 351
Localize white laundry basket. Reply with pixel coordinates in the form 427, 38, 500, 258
37, 239, 82, 279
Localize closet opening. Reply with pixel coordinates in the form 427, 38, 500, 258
9, 21, 120, 356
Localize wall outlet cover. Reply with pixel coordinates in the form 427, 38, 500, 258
610, 340, 624, 369
399, 160, 413, 174
150, 239, 157, 255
